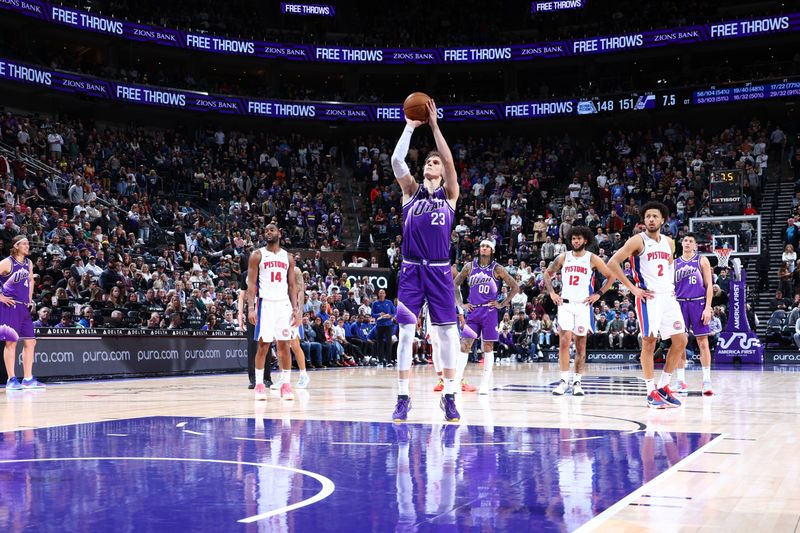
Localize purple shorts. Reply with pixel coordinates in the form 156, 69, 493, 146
0, 302, 35, 340
679, 299, 711, 337
397, 262, 457, 326
466, 306, 499, 342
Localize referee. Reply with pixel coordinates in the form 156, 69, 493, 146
238, 251, 272, 389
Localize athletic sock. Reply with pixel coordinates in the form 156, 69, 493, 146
443, 378, 457, 395
560, 371, 570, 383
658, 372, 672, 389
300, 369, 308, 377
282, 369, 291, 385
255, 368, 265, 385
457, 352, 469, 383
676, 365, 686, 383
645, 379, 655, 393
482, 351, 494, 381
398, 378, 410, 396
702, 366, 711, 382
573, 373, 582, 384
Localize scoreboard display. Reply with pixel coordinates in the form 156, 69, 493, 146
709, 170, 744, 215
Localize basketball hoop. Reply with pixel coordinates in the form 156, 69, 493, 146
713, 248, 733, 269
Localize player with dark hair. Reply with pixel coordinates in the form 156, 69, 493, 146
607, 202, 688, 408
544, 226, 616, 396
0, 235, 43, 390
453, 239, 521, 395
390, 99, 461, 422
673, 233, 714, 395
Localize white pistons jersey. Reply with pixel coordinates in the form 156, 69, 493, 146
257, 247, 290, 302
632, 233, 674, 295
561, 251, 594, 301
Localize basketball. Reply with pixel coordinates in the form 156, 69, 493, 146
403, 92, 431, 121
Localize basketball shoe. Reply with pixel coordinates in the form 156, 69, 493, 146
440, 394, 461, 422
280, 382, 294, 400
297, 373, 310, 389
572, 381, 584, 396
647, 390, 668, 409
674, 381, 689, 395
433, 378, 444, 392
657, 385, 681, 408
702, 381, 714, 396
393, 395, 412, 422
21, 377, 45, 390
461, 379, 477, 392
552, 380, 569, 396
254, 383, 268, 401
5, 377, 22, 391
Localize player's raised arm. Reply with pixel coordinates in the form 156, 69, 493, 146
246, 250, 261, 325
453, 261, 473, 311
426, 100, 458, 204
543, 253, 565, 305
607, 235, 652, 300
391, 114, 423, 201
586, 253, 617, 305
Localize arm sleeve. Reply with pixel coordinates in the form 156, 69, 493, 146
391, 125, 414, 179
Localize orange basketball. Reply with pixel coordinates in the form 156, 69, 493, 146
403, 92, 431, 121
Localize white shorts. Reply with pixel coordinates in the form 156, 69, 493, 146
635, 293, 685, 338
557, 302, 593, 336
255, 299, 293, 343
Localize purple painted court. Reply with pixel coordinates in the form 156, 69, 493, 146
0, 416, 717, 531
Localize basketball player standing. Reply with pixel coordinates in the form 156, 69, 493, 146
674, 233, 714, 395
0, 235, 43, 390
544, 227, 617, 396
607, 202, 687, 408
247, 224, 300, 400
453, 240, 521, 395
391, 99, 461, 422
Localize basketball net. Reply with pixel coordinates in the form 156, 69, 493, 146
713, 248, 733, 270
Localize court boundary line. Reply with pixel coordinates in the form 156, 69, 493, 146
572, 432, 726, 533
0, 456, 335, 523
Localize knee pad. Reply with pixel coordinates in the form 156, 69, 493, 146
432, 324, 460, 370
396, 323, 415, 370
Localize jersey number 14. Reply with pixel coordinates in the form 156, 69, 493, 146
270, 271, 282, 282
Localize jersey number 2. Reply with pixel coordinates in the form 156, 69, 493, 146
270, 271, 282, 283
657, 265, 664, 276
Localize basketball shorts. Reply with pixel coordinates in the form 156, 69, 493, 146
254, 299, 293, 343
0, 302, 34, 340
678, 299, 712, 337
635, 293, 685, 338
557, 302, 594, 336
466, 306, 499, 342
397, 261, 456, 326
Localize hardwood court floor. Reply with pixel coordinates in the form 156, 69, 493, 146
2, 362, 799, 532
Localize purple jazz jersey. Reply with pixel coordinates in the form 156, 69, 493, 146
466, 259, 499, 341
0, 257, 34, 339
679, 299, 711, 336
674, 254, 705, 299
397, 263, 456, 326
401, 186, 454, 261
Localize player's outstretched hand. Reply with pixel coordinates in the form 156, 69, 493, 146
291, 311, 301, 328
583, 294, 601, 305
404, 115, 424, 129
701, 306, 712, 325
248, 309, 257, 326
426, 99, 439, 129
549, 292, 563, 306
629, 286, 655, 301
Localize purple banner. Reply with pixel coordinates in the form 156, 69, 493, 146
714, 270, 764, 363
532, 0, 585, 14
0, 0, 797, 65
0, 57, 797, 123
280, 3, 335, 16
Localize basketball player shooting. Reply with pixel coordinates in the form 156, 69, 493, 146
390, 98, 462, 423
544, 227, 617, 397
247, 224, 301, 401
607, 202, 688, 409
674, 233, 714, 395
